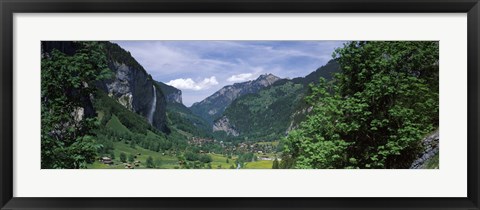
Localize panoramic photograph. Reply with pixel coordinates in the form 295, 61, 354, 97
41, 40, 439, 169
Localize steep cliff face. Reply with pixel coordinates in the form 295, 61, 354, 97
100, 42, 169, 133
157, 82, 182, 104
212, 116, 239, 136
190, 74, 281, 124
41, 41, 169, 133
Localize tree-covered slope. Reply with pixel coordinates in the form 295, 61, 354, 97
93, 89, 189, 157
94, 89, 158, 135
190, 74, 281, 125
292, 59, 340, 86
212, 60, 341, 141
218, 82, 305, 140
166, 101, 212, 138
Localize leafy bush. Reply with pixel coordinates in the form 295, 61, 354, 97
41, 42, 110, 169
282, 41, 439, 169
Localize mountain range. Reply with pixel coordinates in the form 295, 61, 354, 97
41, 41, 339, 143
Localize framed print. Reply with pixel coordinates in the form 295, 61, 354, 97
1, 0, 479, 209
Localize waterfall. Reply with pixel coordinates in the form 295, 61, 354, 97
148, 85, 157, 125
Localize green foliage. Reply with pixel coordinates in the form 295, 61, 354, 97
128, 154, 135, 162
282, 41, 439, 169
105, 115, 131, 135
185, 151, 199, 161
184, 151, 212, 163
236, 153, 255, 166
199, 154, 213, 163
272, 158, 279, 169
165, 102, 212, 138
120, 152, 127, 163
222, 82, 305, 140
93, 91, 184, 155
146, 156, 155, 168
94, 90, 156, 134
41, 42, 110, 169
155, 158, 162, 168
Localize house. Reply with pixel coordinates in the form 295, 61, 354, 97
101, 157, 113, 164
134, 160, 141, 166
259, 156, 272, 161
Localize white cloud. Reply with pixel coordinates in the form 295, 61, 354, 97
166, 76, 219, 91
226, 73, 257, 82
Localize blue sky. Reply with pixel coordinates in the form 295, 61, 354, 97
113, 41, 344, 107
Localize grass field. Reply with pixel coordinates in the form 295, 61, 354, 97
87, 141, 180, 169
106, 114, 131, 134
244, 160, 273, 169
210, 153, 237, 169
88, 141, 276, 169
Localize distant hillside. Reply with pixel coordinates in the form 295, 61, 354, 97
216, 81, 305, 140
292, 59, 340, 85
165, 100, 212, 138
212, 60, 340, 140
190, 74, 281, 125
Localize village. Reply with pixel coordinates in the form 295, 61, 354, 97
188, 137, 281, 161
94, 136, 281, 169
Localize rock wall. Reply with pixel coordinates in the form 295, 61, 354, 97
41, 41, 169, 133
100, 42, 169, 133
157, 82, 183, 104
409, 130, 439, 169
212, 116, 239, 136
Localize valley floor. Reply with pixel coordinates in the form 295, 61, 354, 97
87, 141, 276, 169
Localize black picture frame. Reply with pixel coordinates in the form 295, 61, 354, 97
1, 0, 479, 209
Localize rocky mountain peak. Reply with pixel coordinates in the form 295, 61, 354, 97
190, 73, 282, 125
254, 73, 280, 85
257, 73, 279, 81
